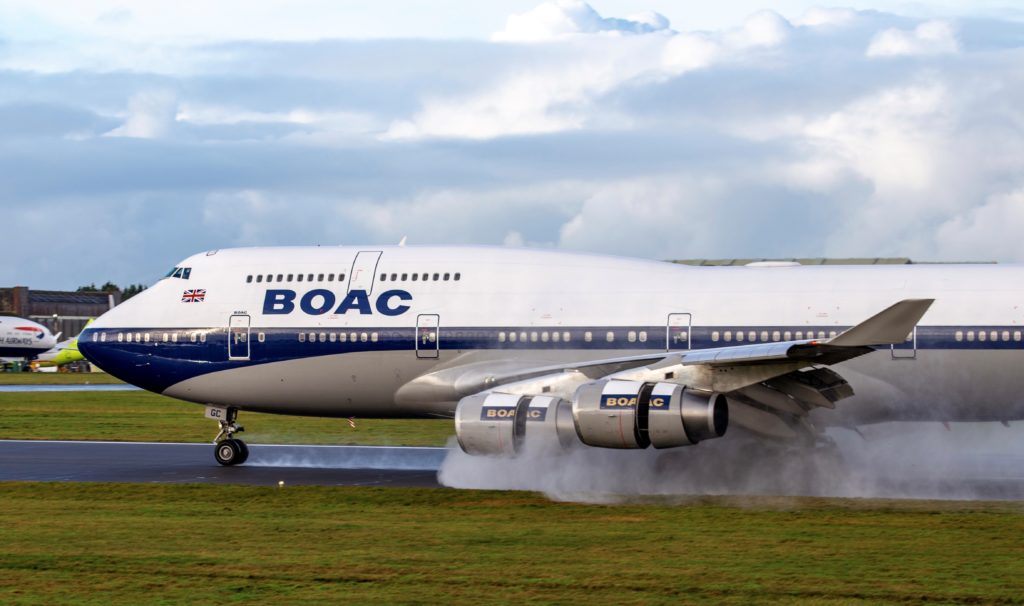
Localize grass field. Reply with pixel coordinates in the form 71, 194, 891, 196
0, 482, 1020, 604
0, 372, 123, 385
0, 390, 453, 446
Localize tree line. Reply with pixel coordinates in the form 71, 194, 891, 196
76, 283, 148, 300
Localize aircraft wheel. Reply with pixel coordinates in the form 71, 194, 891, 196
236, 440, 250, 465
215, 439, 244, 466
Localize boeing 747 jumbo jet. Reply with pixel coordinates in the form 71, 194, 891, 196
77, 246, 1020, 466
0, 316, 58, 361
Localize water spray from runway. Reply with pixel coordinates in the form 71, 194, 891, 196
246, 444, 445, 470
438, 422, 1024, 502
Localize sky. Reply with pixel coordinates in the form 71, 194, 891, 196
1, 1, 1023, 289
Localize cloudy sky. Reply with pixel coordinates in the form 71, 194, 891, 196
1, 1, 1023, 289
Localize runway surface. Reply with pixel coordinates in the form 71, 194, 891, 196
0, 384, 140, 392
0, 440, 444, 487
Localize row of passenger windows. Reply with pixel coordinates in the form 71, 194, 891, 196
497, 330, 658, 343
711, 329, 838, 343
955, 330, 1022, 342
380, 272, 460, 282
95, 331, 268, 344
299, 331, 379, 343
246, 271, 462, 284
248, 273, 345, 284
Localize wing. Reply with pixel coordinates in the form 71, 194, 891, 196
398, 299, 933, 444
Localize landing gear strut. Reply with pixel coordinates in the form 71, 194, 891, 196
212, 407, 248, 466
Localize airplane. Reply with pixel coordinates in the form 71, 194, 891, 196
0, 316, 58, 362
32, 320, 93, 369
76, 246, 1021, 467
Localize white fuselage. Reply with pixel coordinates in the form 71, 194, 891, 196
79, 246, 1024, 426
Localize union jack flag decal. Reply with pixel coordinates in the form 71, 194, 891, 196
182, 289, 206, 303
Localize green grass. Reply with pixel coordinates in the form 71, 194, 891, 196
0, 482, 1020, 604
0, 391, 453, 446
0, 372, 124, 385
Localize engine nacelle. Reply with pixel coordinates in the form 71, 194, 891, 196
454, 392, 577, 456
572, 380, 728, 449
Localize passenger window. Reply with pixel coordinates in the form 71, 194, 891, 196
530, 332, 538, 343
318, 333, 326, 343
1002, 331, 1010, 342
443, 273, 450, 281
361, 333, 368, 343
401, 274, 408, 281
519, 332, 527, 343
552, 332, 560, 343
297, 274, 303, 282
339, 333, 347, 343
724, 331, 732, 342
199, 333, 206, 343
162, 333, 169, 342
307, 274, 314, 282
371, 333, 379, 343
736, 331, 744, 342
784, 331, 792, 341
299, 333, 305, 342
606, 331, 614, 343
795, 331, 802, 340
412, 274, 418, 281
955, 331, 963, 342
748, 331, 756, 342
584, 331, 592, 342
772, 331, 781, 342
118, 333, 124, 342
433, 273, 440, 281
391, 274, 398, 281
422, 273, 428, 281
628, 331, 637, 343
144, 333, 151, 343
171, 333, 177, 343
509, 332, 517, 343
246, 275, 253, 283
288, 274, 294, 281
979, 331, 987, 342
967, 331, 975, 341
991, 331, 998, 342
328, 274, 334, 281
277, 274, 283, 282
1016, 331, 1022, 342
498, 332, 506, 343
99, 333, 105, 342
266, 275, 273, 282
329, 333, 336, 343
639, 331, 647, 343
454, 273, 461, 281
258, 332, 265, 343
817, 331, 826, 339
339, 274, 346, 281
256, 275, 263, 283
380, 273, 387, 281
317, 274, 324, 282
562, 332, 570, 342
829, 331, 837, 339
125, 333, 132, 343
350, 332, 357, 343
711, 331, 720, 342
541, 332, 549, 342
760, 331, 769, 342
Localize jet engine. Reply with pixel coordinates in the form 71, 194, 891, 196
454, 379, 728, 456
454, 392, 577, 456
572, 380, 728, 449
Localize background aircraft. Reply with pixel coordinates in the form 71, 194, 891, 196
0, 316, 58, 361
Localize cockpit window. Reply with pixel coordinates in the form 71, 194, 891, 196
165, 267, 192, 280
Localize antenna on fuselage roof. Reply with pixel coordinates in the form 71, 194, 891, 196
398, 236, 407, 247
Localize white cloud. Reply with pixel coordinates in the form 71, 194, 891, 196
866, 20, 960, 57
492, 0, 671, 42
935, 188, 1024, 260
727, 10, 793, 49
104, 90, 178, 139
795, 7, 857, 27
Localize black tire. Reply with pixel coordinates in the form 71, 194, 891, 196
236, 440, 250, 465
215, 439, 242, 466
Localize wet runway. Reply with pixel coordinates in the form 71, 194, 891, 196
0, 440, 444, 487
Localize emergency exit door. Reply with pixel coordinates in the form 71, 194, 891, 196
666, 313, 692, 351
228, 314, 250, 361
349, 251, 383, 294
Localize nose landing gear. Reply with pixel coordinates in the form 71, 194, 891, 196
209, 406, 248, 466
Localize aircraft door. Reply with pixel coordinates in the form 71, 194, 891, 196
416, 314, 440, 359
666, 313, 692, 351
228, 314, 251, 361
349, 251, 383, 295
891, 327, 917, 360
